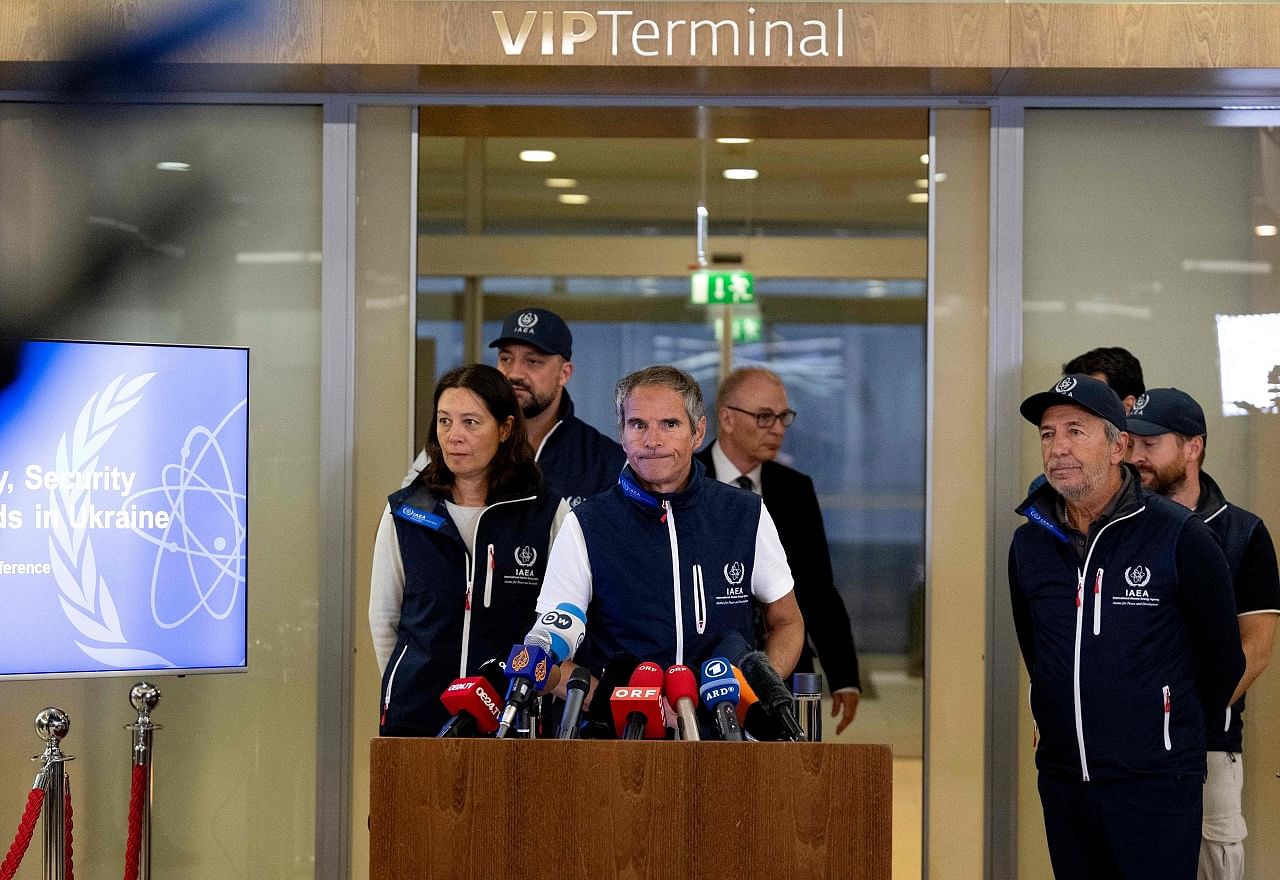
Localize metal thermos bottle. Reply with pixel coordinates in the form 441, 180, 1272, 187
791, 672, 823, 742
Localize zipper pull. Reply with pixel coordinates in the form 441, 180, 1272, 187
1076, 577, 1083, 608
1164, 686, 1171, 714
660, 500, 669, 524
1094, 569, 1103, 595
380, 706, 388, 727
465, 582, 472, 611
488, 544, 495, 574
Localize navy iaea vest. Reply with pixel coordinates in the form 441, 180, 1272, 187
379, 481, 559, 736
573, 460, 765, 675
1014, 478, 1207, 780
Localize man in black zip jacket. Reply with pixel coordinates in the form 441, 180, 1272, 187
489, 308, 626, 507
400, 308, 626, 507
1009, 374, 1245, 880
1125, 387, 1279, 880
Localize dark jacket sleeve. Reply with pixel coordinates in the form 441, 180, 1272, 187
1176, 518, 1245, 715
1008, 539, 1036, 674
1236, 520, 1280, 613
776, 471, 861, 692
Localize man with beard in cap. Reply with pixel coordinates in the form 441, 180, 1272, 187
1125, 387, 1279, 880
489, 308, 626, 508
1009, 374, 1244, 880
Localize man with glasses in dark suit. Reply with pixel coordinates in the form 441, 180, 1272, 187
695, 366, 863, 734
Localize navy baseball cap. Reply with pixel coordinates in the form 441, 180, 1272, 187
1020, 374, 1128, 432
488, 308, 573, 361
1126, 388, 1207, 437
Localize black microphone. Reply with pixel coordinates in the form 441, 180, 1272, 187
582, 652, 641, 738
739, 651, 806, 742
557, 666, 592, 739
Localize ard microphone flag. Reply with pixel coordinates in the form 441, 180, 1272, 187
699, 656, 744, 742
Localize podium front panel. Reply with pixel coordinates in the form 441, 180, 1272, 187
370, 739, 891, 880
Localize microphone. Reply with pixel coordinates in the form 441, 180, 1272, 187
556, 666, 593, 739
731, 666, 758, 725
739, 651, 805, 742
494, 642, 554, 739
530, 603, 587, 663
436, 658, 508, 737
610, 662, 668, 740
583, 652, 641, 737
698, 657, 743, 742
731, 665, 790, 741
663, 665, 701, 741
711, 630, 752, 666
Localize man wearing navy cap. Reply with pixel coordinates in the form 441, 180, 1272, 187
1009, 375, 1244, 880
489, 307, 625, 507
1126, 388, 1279, 880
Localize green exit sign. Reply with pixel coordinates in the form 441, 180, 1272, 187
690, 270, 755, 305
713, 315, 764, 344
733, 316, 763, 343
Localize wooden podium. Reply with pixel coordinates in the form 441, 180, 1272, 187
370, 738, 892, 880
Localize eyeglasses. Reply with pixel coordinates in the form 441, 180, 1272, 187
725, 405, 797, 428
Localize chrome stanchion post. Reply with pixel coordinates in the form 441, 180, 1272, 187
33, 708, 72, 880
126, 682, 161, 880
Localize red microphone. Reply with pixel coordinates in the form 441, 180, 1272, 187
438, 676, 505, 736
663, 665, 701, 741
610, 661, 668, 739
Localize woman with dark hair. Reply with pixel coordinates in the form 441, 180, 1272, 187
370, 364, 564, 736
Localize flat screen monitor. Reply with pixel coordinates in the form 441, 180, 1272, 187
0, 339, 248, 678
1215, 312, 1280, 417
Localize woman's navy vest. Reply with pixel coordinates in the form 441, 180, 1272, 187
379, 483, 559, 736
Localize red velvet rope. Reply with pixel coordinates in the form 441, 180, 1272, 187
65, 778, 74, 880
122, 764, 145, 880
0, 787, 46, 880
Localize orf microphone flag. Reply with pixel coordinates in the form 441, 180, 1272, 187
610, 662, 667, 739
663, 665, 701, 741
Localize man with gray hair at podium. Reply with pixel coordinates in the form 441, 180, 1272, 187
529, 364, 804, 702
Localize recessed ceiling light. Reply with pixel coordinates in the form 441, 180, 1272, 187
919, 153, 930, 165
908, 193, 929, 204
915, 178, 929, 189
934, 172, 948, 183
558, 193, 590, 205
545, 178, 578, 188
1256, 224, 1278, 237
723, 168, 759, 180
520, 150, 557, 163
716, 137, 754, 145
156, 161, 190, 172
